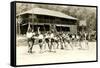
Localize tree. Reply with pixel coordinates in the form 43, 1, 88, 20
16, 3, 96, 32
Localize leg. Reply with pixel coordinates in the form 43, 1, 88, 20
69, 41, 73, 50
61, 41, 64, 50
43, 41, 46, 50
55, 40, 59, 49
85, 40, 89, 49
29, 38, 35, 53
52, 42, 56, 52
27, 41, 30, 53
28, 40, 34, 53
27, 38, 31, 53
49, 42, 52, 52
39, 43, 43, 53
45, 39, 50, 50
39, 39, 43, 53
56, 41, 59, 49
48, 43, 50, 50
49, 39, 54, 52
64, 40, 67, 49
29, 42, 34, 53
78, 41, 83, 49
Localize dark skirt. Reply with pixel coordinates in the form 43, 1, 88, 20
27, 38, 35, 43
67, 40, 70, 43
72, 38, 75, 41
39, 39, 42, 43
51, 38, 55, 42
45, 38, 49, 43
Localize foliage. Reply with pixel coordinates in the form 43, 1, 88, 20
16, 3, 96, 32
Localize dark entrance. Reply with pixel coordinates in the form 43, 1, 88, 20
62, 27, 70, 32
56, 26, 70, 32
33, 24, 50, 32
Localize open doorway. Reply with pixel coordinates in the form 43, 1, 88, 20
56, 26, 70, 32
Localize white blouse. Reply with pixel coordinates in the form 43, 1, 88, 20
26, 32, 33, 38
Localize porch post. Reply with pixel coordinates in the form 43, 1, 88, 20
17, 16, 22, 35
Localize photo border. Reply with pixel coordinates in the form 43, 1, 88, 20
10, 1, 98, 67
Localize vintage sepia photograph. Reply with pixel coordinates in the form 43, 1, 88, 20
15, 2, 97, 66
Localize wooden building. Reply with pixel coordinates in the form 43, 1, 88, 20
16, 8, 78, 34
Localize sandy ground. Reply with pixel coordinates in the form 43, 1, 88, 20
16, 41, 96, 65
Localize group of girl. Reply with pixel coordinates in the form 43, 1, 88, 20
26, 30, 89, 53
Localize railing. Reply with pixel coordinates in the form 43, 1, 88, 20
20, 18, 76, 25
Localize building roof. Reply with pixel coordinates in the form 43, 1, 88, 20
17, 7, 78, 20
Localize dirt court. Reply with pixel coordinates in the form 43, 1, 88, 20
16, 39, 96, 65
